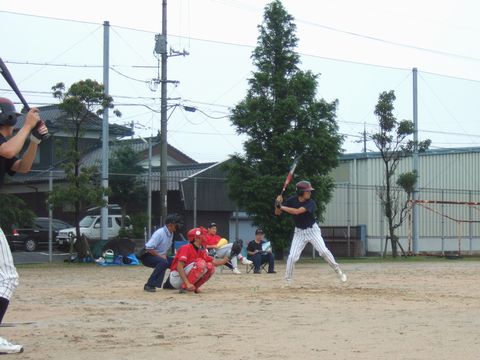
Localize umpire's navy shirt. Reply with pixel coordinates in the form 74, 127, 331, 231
284, 195, 317, 229
0, 134, 18, 188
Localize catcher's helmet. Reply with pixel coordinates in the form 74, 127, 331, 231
187, 227, 206, 242
0, 97, 21, 126
296, 180, 314, 195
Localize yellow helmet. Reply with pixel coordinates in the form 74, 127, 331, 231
216, 238, 228, 248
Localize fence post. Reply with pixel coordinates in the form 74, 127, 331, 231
441, 190, 445, 256
193, 177, 197, 228
469, 190, 473, 255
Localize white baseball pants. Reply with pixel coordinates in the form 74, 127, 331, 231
285, 223, 340, 280
214, 243, 239, 268
0, 227, 19, 300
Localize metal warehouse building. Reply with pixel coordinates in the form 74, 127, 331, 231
321, 147, 480, 255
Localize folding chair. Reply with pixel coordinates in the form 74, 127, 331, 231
246, 260, 268, 274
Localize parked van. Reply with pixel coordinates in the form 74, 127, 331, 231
56, 213, 132, 249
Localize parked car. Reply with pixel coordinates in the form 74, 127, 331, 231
9, 217, 73, 252
56, 214, 132, 250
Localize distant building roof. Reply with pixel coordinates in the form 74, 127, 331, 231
15, 104, 132, 137
340, 146, 480, 161
180, 160, 236, 211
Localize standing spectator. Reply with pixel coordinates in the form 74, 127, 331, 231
168, 227, 228, 293
204, 222, 251, 274
141, 214, 181, 292
0, 99, 48, 354
247, 229, 276, 274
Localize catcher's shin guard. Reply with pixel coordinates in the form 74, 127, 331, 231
186, 259, 208, 285
192, 261, 215, 289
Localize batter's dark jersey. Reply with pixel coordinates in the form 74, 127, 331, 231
283, 195, 317, 229
0, 134, 17, 188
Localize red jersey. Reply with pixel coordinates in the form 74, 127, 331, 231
170, 243, 213, 271
204, 233, 221, 247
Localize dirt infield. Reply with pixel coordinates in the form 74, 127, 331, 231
3, 259, 480, 359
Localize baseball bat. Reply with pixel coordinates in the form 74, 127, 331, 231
280, 156, 300, 196
0, 58, 30, 111
0, 57, 49, 139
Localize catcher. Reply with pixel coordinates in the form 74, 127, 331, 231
275, 180, 347, 287
168, 227, 229, 293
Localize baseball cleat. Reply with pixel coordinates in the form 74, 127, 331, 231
232, 268, 242, 275
337, 270, 347, 283
0, 337, 23, 354
282, 279, 292, 288
143, 284, 156, 292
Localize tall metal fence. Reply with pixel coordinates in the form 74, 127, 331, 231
323, 183, 480, 255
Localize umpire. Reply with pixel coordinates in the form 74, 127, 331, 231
0, 98, 48, 354
141, 214, 182, 292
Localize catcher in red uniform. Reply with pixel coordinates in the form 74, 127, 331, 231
168, 227, 229, 293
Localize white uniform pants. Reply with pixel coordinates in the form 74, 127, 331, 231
214, 243, 238, 268
169, 263, 196, 289
285, 223, 339, 280
0, 228, 19, 300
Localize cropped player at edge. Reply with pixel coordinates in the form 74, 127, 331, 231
275, 180, 347, 287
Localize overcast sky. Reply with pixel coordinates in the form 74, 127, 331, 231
1, 0, 480, 163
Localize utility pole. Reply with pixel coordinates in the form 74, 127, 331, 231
157, 0, 188, 225
101, 20, 110, 244
160, 0, 168, 226
412, 67, 419, 255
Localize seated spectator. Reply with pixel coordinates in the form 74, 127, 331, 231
204, 222, 252, 274
247, 229, 276, 274
168, 227, 228, 293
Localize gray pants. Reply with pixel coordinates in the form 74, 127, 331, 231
0, 228, 19, 300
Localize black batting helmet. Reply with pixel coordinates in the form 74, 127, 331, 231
0, 97, 21, 126
296, 180, 314, 195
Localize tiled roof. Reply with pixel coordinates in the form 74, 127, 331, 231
14, 104, 132, 137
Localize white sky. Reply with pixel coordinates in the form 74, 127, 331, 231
1, 0, 480, 163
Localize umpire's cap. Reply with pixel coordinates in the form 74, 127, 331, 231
164, 213, 183, 230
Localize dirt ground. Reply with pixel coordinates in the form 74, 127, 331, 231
2, 259, 479, 360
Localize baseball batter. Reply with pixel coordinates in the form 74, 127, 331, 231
275, 180, 347, 287
0, 98, 48, 354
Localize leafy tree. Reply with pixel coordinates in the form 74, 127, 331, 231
370, 91, 431, 257
0, 194, 35, 231
48, 79, 120, 257
224, 0, 343, 258
109, 145, 147, 229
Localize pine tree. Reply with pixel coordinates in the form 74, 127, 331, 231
224, 1, 343, 257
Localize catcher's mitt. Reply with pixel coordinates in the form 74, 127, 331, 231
229, 239, 243, 259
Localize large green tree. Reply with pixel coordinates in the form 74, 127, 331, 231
370, 90, 431, 257
109, 144, 147, 230
48, 79, 120, 257
224, 0, 343, 257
